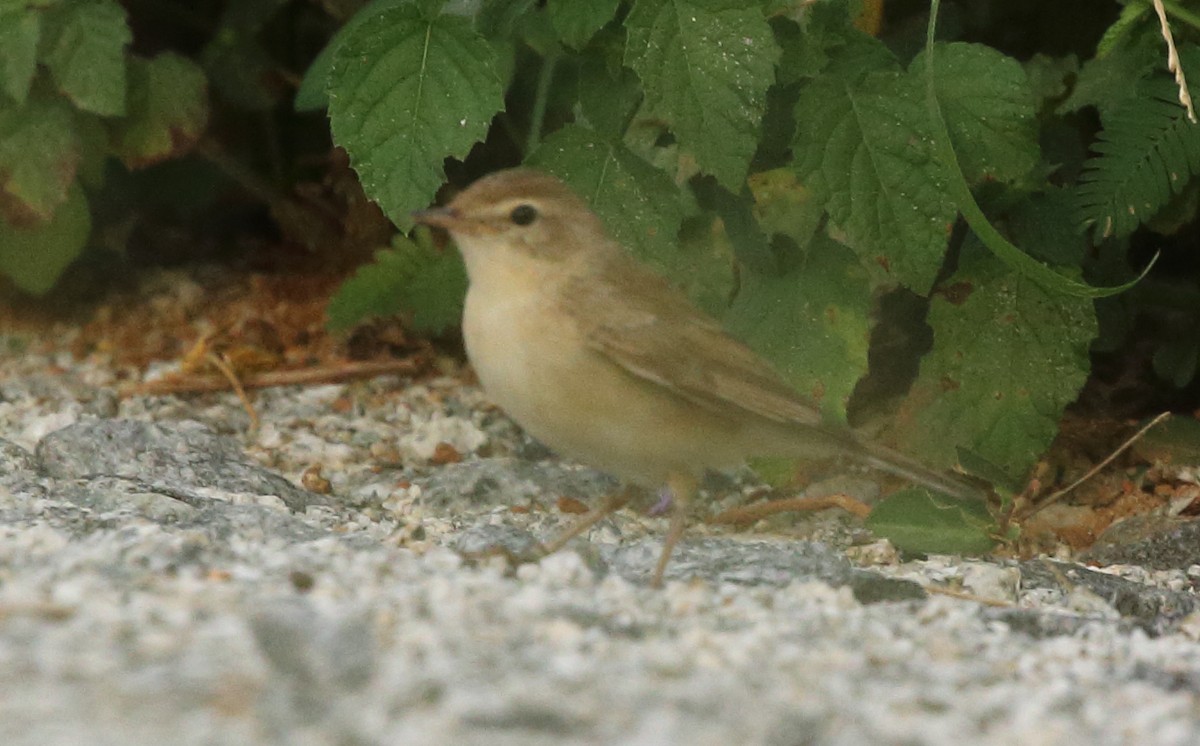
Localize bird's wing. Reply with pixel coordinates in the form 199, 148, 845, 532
565, 260, 826, 430
566, 258, 991, 502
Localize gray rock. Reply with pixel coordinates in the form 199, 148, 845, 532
412, 457, 619, 511
1083, 514, 1200, 570
1017, 558, 1200, 636
35, 418, 327, 512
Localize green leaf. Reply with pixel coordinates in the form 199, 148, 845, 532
624, 0, 780, 188
920, 2, 1150, 300
1006, 187, 1087, 267
1022, 53, 1077, 110
42, 0, 130, 116
0, 8, 39, 103
865, 488, 997, 555
111, 53, 210, 169
1059, 30, 1160, 114
0, 95, 80, 225
697, 179, 775, 274
577, 34, 642, 138
917, 42, 1039, 185
1095, 1, 1151, 59
772, 16, 827, 85
475, 0, 538, 38
0, 183, 90, 295
548, 0, 620, 49
724, 235, 870, 422
792, 70, 955, 293
328, 4, 504, 227
1133, 414, 1200, 463
890, 248, 1097, 482
528, 123, 685, 269
327, 231, 467, 334
671, 213, 737, 317
747, 167, 823, 254
1075, 78, 1200, 241
294, 0, 414, 112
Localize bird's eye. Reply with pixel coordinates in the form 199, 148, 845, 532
510, 204, 538, 226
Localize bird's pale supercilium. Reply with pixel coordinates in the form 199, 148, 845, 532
413, 168, 985, 587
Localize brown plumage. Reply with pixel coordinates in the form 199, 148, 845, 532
415, 167, 985, 585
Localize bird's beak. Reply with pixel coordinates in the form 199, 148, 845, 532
411, 206, 460, 230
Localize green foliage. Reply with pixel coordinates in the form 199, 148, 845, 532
1076, 77, 1200, 240
889, 243, 1097, 482
327, 3, 504, 229
327, 229, 467, 334
112, 53, 210, 169
865, 488, 997, 555
528, 124, 685, 269
792, 65, 955, 293
0, 184, 91, 295
623, 0, 780, 188
724, 234, 870, 423
309, 0, 1200, 553
547, 0, 621, 50
921, 43, 1039, 185
0, 0, 210, 295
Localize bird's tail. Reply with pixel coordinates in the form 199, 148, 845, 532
849, 438, 991, 503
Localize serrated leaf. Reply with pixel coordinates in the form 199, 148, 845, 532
528, 123, 685, 267
0, 96, 80, 225
865, 488, 996, 555
0, 183, 90, 295
0, 8, 39, 103
547, 0, 620, 49
890, 248, 1097, 482
1075, 78, 1200, 241
792, 70, 955, 293
724, 235, 870, 422
918, 13, 1146, 301
329, 4, 504, 228
624, 0, 780, 188
111, 53, 209, 169
42, 0, 130, 116
916, 42, 1038, 185
327, 231, 467, 333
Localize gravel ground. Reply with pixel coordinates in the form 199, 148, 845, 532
3, 348, 1200, 745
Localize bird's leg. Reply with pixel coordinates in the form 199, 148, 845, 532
651, 472, 697, 588
539, 485, 636, 557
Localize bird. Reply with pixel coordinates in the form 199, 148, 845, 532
413, 167, 986, 586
